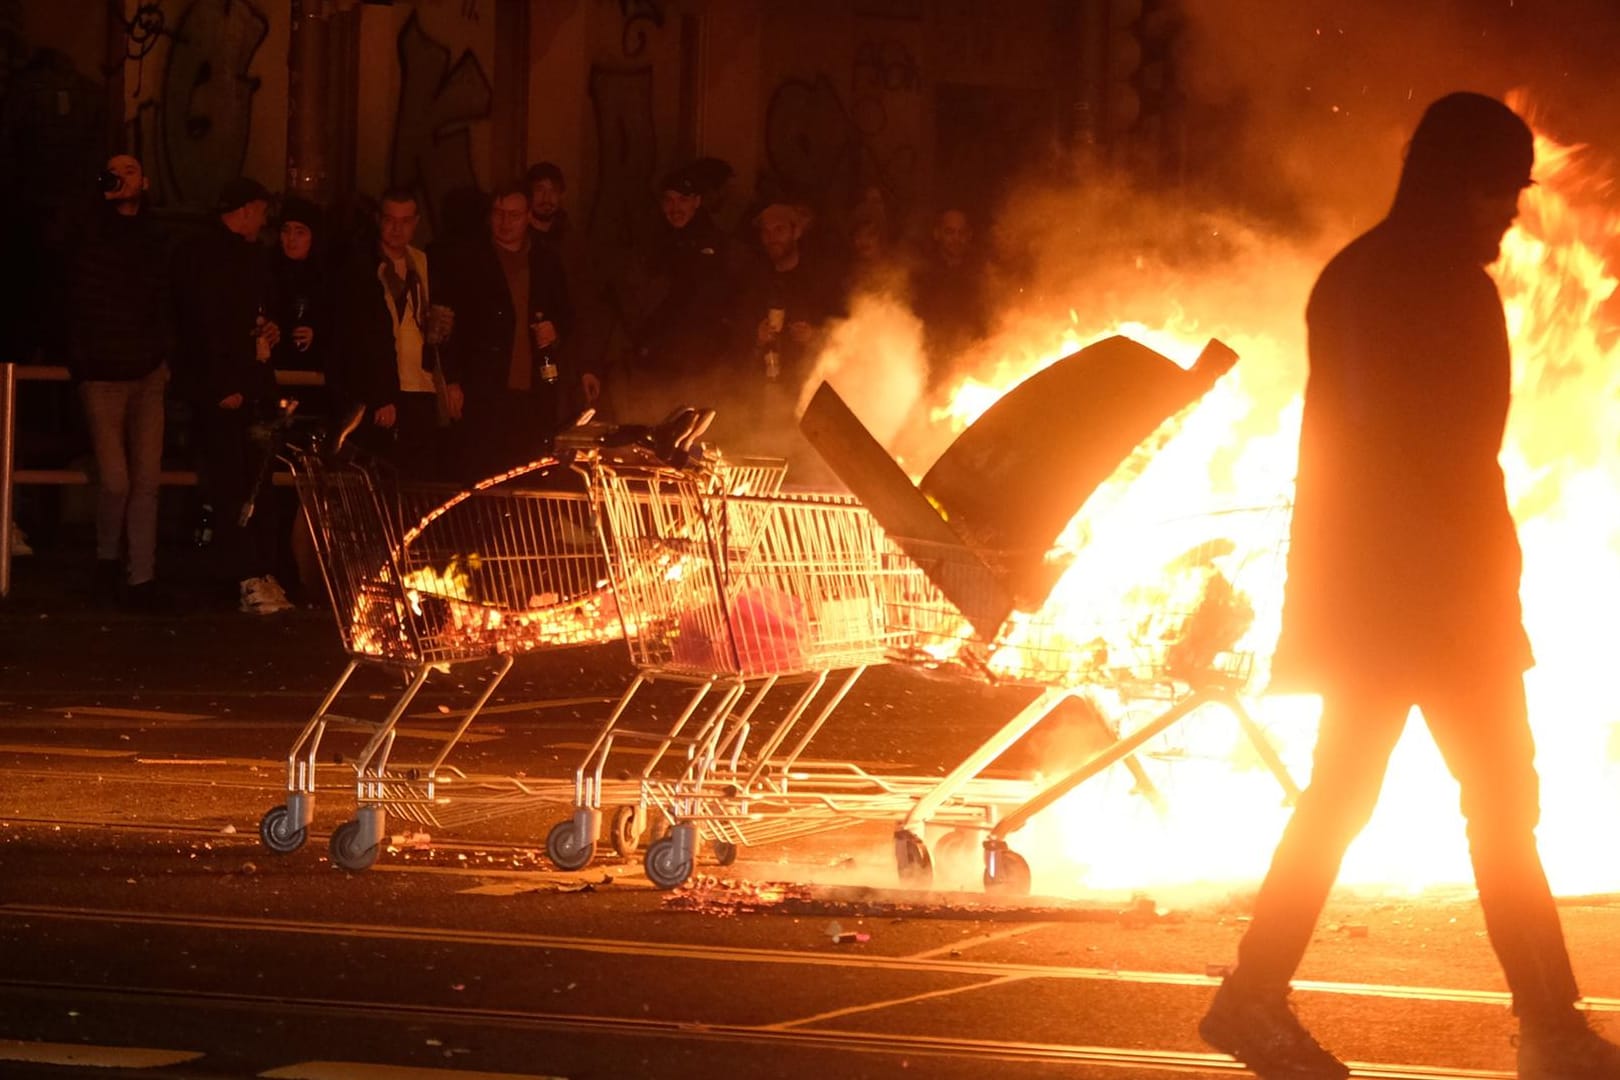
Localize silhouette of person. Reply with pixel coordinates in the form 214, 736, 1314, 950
1199, 92, 1620, 1079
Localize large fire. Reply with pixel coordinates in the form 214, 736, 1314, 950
874, 106, 1620, 897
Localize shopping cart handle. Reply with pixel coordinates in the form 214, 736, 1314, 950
333, 403, 367, 454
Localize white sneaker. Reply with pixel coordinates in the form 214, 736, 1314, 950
9, 523, 31, 557
240, 575, 294, 615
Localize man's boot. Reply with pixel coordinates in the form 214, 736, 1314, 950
1519, 1010, 1620, 1079
1199, 977, 1350, 1079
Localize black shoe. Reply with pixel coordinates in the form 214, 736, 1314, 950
1520, 1012, 1620, 1079
1199, 979, 1349, 1079
122, 580, 172, 614
91, 559, 123, 605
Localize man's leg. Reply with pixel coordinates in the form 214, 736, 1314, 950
1231, 687, 1410, 993
1199, 686, 1409, 1077
1421, 674, 1578, 1019
80, 379, 133, 571
124, 365, 167, 587
1422, 673, 1620, 1076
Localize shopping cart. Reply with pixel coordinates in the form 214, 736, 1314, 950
544, 455, 1004, 889
882, 501, 1303, 894
257, 439, 622, 871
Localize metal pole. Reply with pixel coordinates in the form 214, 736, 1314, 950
1, 361, 16, 598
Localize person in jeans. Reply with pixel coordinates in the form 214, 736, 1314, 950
1198, 92, 1620, 1080
67, 154, 173, 608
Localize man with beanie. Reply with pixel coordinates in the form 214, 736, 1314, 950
68, 154, 174, 608
172, 176, 293, 615
1198, 92, 1620, 1079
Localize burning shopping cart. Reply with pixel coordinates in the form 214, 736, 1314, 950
882, 501, 1302, 894
544, 453, 1018, 890
257, 439, 621, 871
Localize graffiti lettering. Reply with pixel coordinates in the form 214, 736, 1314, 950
160, 0, 266, 207
618, 0, 665, 59
586, 64, 655, 247
764, 74, 916, 212
390, 11, 492, 232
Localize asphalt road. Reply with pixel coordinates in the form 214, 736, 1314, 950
3, 560, 1619, 1079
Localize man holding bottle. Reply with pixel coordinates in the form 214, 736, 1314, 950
436, 179, 576, 477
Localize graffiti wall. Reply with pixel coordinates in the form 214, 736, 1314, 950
122, 0, 288, 209
354, 0, 494, 238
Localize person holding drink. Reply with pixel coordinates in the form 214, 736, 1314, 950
330, 187, 461, 478
435, 179, 574, 477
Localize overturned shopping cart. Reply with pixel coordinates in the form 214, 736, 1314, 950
882, 500, 1303, 894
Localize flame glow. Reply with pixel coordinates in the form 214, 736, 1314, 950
881, 109, 1620, 897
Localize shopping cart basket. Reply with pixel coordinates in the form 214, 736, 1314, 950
545, 456, 969, 889
257, 443, 621, 870
882, 501, 1302, 894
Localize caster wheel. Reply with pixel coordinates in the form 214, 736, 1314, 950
609, 805, 640, 858
545, 819, 596, 871
983, 847, 1031, 896
895, 831, 934, 888
711, 840, 737, 867
329, 819, 379, 871
644, 834, 694, 890
259, 805, 307, 855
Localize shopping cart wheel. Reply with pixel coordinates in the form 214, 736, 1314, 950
329, 819, 379, 872
258, 805, 308, 855
644, 835, 695, 890
711, 840, 737, 867
609, 805, 640, 858
546, 819, 596, 871
895, 832, 933, 889
982, 845, 1031, 896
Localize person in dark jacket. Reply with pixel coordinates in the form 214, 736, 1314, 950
269, 196, 329, 375
172, 176, 292, 615
621, 167, 734, 418
68, 154, 173, 607
436, 179, 575, 476
329, 188, 460, 478
527, 162, 605, 419
1198, 93, 1620, 1080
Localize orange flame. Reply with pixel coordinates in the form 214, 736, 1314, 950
895, 110, 1620, 897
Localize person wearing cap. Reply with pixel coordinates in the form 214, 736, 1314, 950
172, 175, 294, 615
269, 196, 329, 375
67, 153, 174, 609
619, 164, 735, 416
1199, 93, 1620, 1079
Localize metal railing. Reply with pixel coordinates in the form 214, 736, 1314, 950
0, 362, 326, 597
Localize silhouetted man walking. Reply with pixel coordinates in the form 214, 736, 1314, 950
1200, 92, 1620, 1079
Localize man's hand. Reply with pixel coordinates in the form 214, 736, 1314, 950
756, 317, 779, 347
581, 372, 601, 404
260, 320, 281, 349
292, 326, 314, 351
788, 320, 814, 345
373, 403, 397, 429
218, 393, 244, 410
444, 382, 464, 421
530, 319, 558, 350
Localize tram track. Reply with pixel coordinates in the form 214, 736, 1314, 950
0, 976, 1514, 1079
7, 901, 1614, 1016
